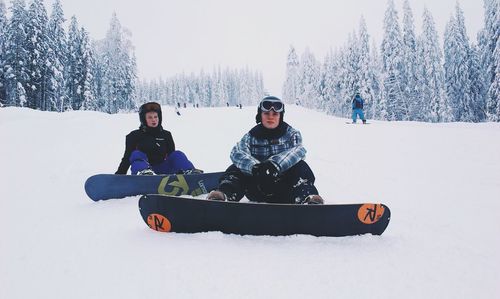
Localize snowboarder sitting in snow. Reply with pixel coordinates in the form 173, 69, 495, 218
352, 92, 367, 124
207, 96, 323, 204
115, 102, 201, 175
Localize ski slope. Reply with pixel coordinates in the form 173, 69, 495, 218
1, 105, 499, 299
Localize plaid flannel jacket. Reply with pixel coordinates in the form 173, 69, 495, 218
230, 125, 306, 175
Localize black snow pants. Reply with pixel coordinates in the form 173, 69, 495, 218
217, 160, 319, 204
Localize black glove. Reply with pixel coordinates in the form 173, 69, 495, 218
252, 161, 279, 195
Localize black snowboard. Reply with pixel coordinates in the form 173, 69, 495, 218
139, 195, 391, 237
85, 172, 223, 201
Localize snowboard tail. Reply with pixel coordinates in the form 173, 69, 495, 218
139, 195, 391, 237
84, 172, 224, 201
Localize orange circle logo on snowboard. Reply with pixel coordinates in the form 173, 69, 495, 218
357, 204, 385, 224
147, 213, 172, 232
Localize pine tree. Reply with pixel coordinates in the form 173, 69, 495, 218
46, 0, 66, 111
3, 0, 29, 107
479, 0, 499, 121
357, 17, 376, 119
121, 29, 137, 110
298, 47, 321, 109
250, 69, 264, 104
344, 32, 361, 111
199, 70, 211, 107
0, 0, 7, 105
418, 7, 449, 122
401, 0, 419, 120
238, 68, 252, 106
25, 0, 49, 110
210, 66, 227, 107
188, 73, 201, 107
336, 45, 353, 117
249, 71, 258, 105
65, 21, 97, 111
92, 40, 105, 110
65, 16, 82, 110
282, 45, 300, 103
492, 32, 500, 120
444, 3, 474, 122
79, 28, 97, 110
320, 49, 339, 115
96, 13, 137, 113
381, 0, 406, 120
468, 44, 487, 121
156, 76, 166, 105
370, 39, 383, 119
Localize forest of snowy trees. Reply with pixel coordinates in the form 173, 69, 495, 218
136, 68, 265, 108
0, 0, 137, 113
0, 0, 264, 112
0, 0, 497, 121
282, 0, 499, 122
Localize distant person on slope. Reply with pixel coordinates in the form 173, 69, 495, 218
207, 96, 323, 204
115, 102, 201, 175
352, 92, 367, 124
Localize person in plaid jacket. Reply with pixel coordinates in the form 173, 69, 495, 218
207, 96, 323, 204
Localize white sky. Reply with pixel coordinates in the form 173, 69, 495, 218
40, 0, 484, 96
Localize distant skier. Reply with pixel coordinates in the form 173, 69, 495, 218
351, 92, 367, 124
175, 106, 181, 116
115, 102, 201, 175
207, 96, 323, 204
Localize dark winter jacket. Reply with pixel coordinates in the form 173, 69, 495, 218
230, 122, 306, 175
115, 125, 175, 174
352, 95, 364, 109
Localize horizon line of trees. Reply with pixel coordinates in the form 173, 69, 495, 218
137, 67, 265, 108
282, 0, 499, 122
1, 0, 497, 122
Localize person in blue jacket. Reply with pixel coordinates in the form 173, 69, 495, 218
207, 96, 323, 204
352, 92, 367, 124
115, 102, 200, 175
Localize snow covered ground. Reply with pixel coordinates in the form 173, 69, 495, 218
1, 105, 499, 299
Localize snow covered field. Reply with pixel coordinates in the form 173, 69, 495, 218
1, 105, 499, 299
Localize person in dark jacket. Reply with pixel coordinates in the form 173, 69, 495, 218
352, 92, 367, 124
116, 102, 199, 175
207, 96, 323, 204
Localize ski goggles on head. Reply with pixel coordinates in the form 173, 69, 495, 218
260, 99, 284, 113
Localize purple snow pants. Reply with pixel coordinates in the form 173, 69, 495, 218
130, 150, 195, 175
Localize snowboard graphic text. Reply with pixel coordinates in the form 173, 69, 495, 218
157, 174, 206, 196
357, 204, 385, 224
147, 214, 171, 232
